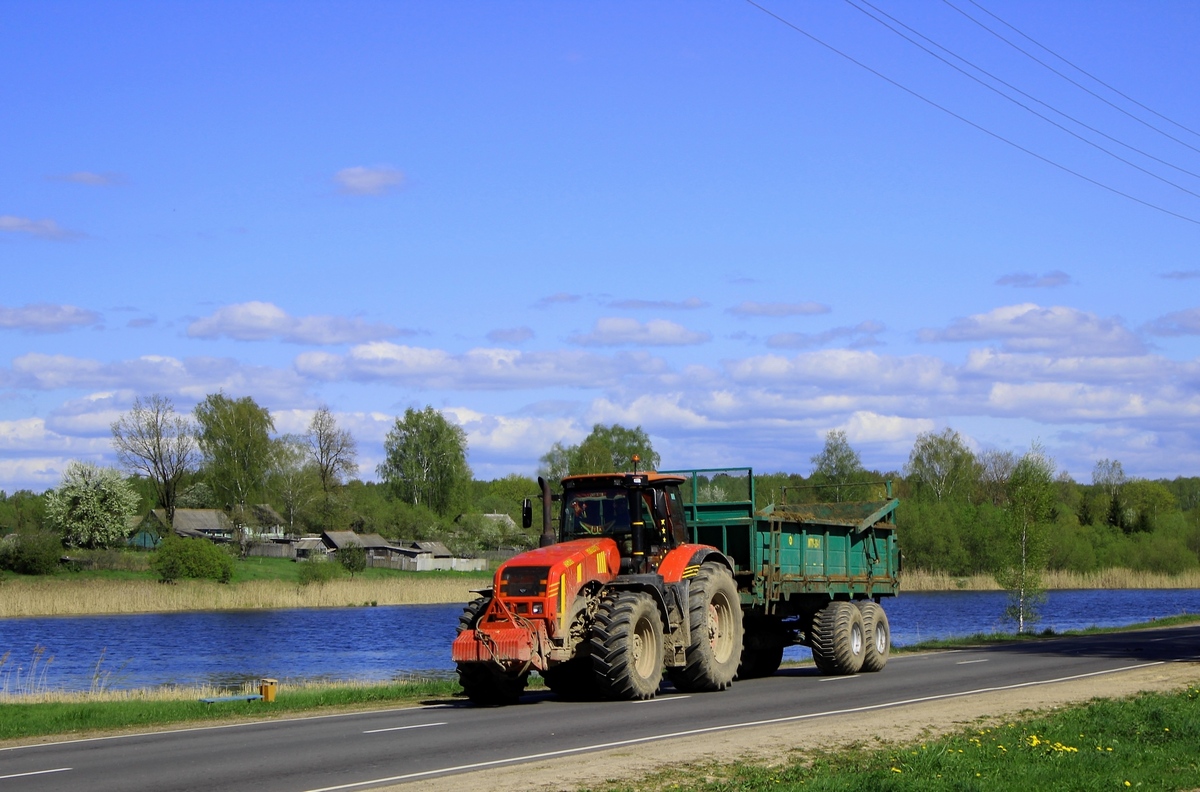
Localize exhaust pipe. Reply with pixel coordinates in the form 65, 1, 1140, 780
538, 476, 556, 547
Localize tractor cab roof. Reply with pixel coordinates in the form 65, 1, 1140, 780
561, 471, 686, 489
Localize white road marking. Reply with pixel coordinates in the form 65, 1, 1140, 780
818, 676, 859, 682
300, 661, 1166, 792
956, 659, 989, 665
632, 695, 691, 704
363, 722, 447, 734
0, 768, 72, 780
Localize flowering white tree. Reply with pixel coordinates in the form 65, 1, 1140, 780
45, 461, 141, 549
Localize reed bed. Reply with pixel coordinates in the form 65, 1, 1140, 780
901, 567, 1200, 592
0, 576, 483, 618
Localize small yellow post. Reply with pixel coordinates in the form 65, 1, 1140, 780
259, 678, 277, 703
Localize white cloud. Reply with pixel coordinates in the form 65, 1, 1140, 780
569, 318, 710, 347
919, 303, 1145, 356
188, 301, 407, 345
609, 297, 708, 310
51, 171, 125, 186
0, 303, 101, 333
726, 349, 957, 394
995, 270, 1072, 288
0, 215, 80, 240
964, 348, 1178, 383
535, 293, 582, 308
487, 326, 534, 344
334, 165, 405, 195
6, 353, 311, 403
1145, 307, 1200, 336
0, 456, 68, 491
728, 301, 831, 318
766, 320, 885, 350
832, 411, 935, 444
295, 342, 668, 390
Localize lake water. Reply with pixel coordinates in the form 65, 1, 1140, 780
2, 589, 1198, 694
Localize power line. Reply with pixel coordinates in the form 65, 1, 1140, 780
843, 0, 1200, 199
741, 0, 1200, 227
944, 0, 1200, 156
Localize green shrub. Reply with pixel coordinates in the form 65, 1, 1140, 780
153, 537, 234, 583
297, 557, 340, 585
337, 543, 367, 578
0, 530, 64, 575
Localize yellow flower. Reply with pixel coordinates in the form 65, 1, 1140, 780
891, 767, 902, 774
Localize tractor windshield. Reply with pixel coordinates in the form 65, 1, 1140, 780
561, 488, 631, 540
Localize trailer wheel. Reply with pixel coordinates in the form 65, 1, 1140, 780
668, 564, 743, 692
455, 596, 528, 705
589, 591, 663, 700
737, 614, 785, 679
811, 601, 865, 675
855, 601, 890, 672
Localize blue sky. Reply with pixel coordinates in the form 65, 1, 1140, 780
2, 1, 1198, 493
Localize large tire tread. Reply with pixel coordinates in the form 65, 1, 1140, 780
589, 591, 664, 700
667, 564, 743, 692
856, 600, 890, 673
810, 601, 865, 675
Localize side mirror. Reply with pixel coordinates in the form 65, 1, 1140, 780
521, 498, 533, 529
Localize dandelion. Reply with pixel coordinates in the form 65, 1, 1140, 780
891, 768, 902, 774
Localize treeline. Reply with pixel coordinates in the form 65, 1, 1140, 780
2, 398, 1199, 579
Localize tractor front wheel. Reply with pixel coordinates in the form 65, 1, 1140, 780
668, 563, 743, 692
589, 591, 664, 700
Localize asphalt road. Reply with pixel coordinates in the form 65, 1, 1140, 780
4, 624, 1198, 792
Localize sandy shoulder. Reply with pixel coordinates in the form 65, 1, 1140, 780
402, 660, 1199, 792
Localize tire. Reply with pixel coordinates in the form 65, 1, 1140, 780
856, 601, 890, 672
589, 591, 664, 700
541, 656, 596, 700
737, 614, 785, 680
810, 601, 865, 675
455, 596, 528, 705
668, 564, 743, 692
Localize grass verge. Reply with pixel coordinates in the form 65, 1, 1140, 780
0, 678, 463, 742
587, 683, 1200, 791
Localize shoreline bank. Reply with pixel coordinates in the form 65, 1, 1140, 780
2, 568, 1198, 618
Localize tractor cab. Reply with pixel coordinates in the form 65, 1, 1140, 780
558, 471, 689, 574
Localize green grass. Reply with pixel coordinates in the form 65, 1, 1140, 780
589, 684, 1200, 792
0, 679, 463, 741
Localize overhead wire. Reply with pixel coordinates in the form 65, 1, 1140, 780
944, 0, 1200, 156
842, 0, 1200, 199
741, 0, 1200, 227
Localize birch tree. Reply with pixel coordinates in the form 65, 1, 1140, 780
111, 394, 197, 521
905, 428, 978, 502
996, 444, 1056, 633
377, 407, 471, 515
194, 393, 275, 508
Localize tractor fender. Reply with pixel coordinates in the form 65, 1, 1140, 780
656, 544, 734, 583
600, 575, 681, 632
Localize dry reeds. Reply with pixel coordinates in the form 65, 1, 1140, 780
901, 567, 1200, 592
0, 577, 481, 618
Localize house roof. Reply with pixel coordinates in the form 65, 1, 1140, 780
411, 540, 452, 557
171, 509, 234, 538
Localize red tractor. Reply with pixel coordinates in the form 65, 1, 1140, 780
451, 466, 743, 704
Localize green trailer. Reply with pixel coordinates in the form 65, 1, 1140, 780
667, 467, 901, 677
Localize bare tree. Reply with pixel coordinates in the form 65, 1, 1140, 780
111, 394, 198, 522
978, 449, 1016, 507
306, 406, 358, 528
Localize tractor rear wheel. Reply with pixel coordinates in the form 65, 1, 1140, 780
668, 563, 742, 692
856, 601, 890, 672
589, 591, 663, 700
737, 614, 785, 679
810, 601, 865, 675
455, 596, 528, 705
